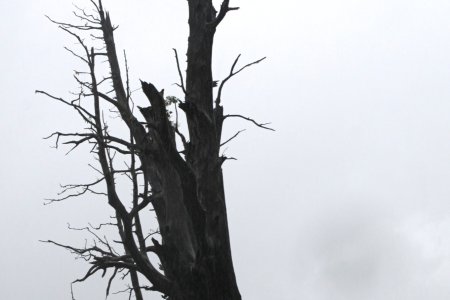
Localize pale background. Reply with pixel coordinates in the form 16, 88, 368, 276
2, 0, 450, 299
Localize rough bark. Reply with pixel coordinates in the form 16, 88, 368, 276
39, 0, 268, 299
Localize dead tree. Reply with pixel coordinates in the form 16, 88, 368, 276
37, 1, 271, 299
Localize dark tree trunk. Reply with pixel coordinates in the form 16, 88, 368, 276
101, 1, 242, 299
40, 0, 255, 299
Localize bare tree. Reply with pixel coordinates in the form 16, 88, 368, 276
37, 1, 271, 299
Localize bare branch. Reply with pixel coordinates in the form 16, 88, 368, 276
88, 222, 117, 230
172, 48, 186, 94
40, 239, 113, 260
124, 50, 132, 101
73, 4, 101, 24
129, 191, 161, 218
223, 114, 275, 131
211, 0, 240, 27
215, 55, 266, 106
219, 155, 238, 166
97, 91, 121, 108
220, 129, 245, 147
44, 176, 106, 205
35, 90, 95, 126
90, 0, 101, 13
45, 15, 102, 31
172, 101, 189, 150
106, 267, 119, 297
64, 46, 89, 63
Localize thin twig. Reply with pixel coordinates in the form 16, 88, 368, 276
215, 55, 266, 106
172, 48, 186, 94
220, 129, 245, 147
223, 114, 275, 131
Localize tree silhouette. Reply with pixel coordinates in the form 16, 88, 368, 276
37, 1, 270, 299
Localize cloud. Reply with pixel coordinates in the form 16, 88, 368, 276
292, 205, 450, 300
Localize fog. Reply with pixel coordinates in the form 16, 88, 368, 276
2, 0, 450, 299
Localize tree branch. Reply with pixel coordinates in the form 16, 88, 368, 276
172, 48, 186, 94
35, 90, 96, 126
223, 114, 275, 131
220, 129, 245, 147
215, 55, 266, 106
211, 0, 240, 27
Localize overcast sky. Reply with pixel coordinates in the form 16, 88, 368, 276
2, 0, 450, 299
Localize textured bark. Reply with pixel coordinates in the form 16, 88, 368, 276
42, 0, 248, 299
100, 1, 241, 298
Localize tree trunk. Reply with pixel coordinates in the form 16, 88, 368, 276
111, 0, 242, 298
41, 0, 245, 298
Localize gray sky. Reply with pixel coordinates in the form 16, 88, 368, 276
2, 0, 450, 299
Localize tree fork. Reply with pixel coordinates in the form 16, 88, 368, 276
39, 0, 269, 298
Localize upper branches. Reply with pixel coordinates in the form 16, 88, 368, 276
39, 1, 172, 295
172, 48, 186, 94
211, 0, 240, 27
223, 114, 274, 131
41, 0, 268, 298
215, 54, 266, 107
